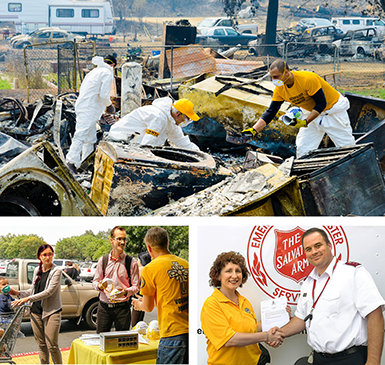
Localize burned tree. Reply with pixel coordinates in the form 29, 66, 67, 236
344, 0, 385, 16
222, 0, 260, 24
309, 0, 385, 16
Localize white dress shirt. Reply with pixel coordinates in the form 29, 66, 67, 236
295, 257, 385, 353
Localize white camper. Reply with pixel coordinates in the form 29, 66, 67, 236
0, 0, 114, 35
331, 17, 385, 37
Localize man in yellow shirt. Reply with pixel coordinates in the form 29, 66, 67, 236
243, 59, 355, 157
132, 227, 188, 364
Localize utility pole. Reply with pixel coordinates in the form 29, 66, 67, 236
263, 0, 279, 56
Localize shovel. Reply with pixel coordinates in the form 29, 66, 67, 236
226, 132, 253, 145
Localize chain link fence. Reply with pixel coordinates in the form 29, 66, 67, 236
1, 40, 383, 103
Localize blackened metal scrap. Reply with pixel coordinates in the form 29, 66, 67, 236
0, 98, 28, 125
225, 133, 252, 145
0, 111, 54, 138
233, 65, 268, 78
53, 99, 64, 161
0, 132, 28, 162
214, 75, 273, 96
27, 99, 44, 130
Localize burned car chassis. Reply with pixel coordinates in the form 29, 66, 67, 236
0, 142, 101, 216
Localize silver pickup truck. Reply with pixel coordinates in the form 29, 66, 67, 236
6, 259, 99, 330
197, 17, 258, 34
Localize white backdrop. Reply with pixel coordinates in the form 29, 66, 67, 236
195, 218, 385, 365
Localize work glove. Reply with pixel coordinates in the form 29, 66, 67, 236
292, 118, 307, 128
241, 127, 257, 137
105, 104, 116, 114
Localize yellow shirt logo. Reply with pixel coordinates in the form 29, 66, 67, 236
145, 129, 159, 137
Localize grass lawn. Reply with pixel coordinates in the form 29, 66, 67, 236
0, 78, 12, 89
341, 88, 385, 99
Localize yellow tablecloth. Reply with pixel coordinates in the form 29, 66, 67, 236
67, 338, 158, 364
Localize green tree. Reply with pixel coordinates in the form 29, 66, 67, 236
0, 226, 189, 262
55, 234, 110, 261
0, 234, 46, 259
123, 226, 189, 259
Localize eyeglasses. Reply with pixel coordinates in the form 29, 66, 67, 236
41, 252, 53, 257
113, 237, 127, 242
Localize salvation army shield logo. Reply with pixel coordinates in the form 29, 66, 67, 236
274, 227, 311, 283
247, 225, 349, 305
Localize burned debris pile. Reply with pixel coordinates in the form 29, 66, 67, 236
0, 21, 385, 216
151, 161, 302, 216
0, 77, 385, 216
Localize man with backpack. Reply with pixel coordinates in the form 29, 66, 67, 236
92, 226, 139, 333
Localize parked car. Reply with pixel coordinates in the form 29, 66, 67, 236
334, 27, 383, 56
6, 258, 99, 329
296, 17, 333, 32
274, 24, 344, 57
9, 27, 60, 47
11, 28, 83, 49
53, 259, 78, 268
196, 26, 259, 48
197, 17, 258, 34
301, 25, 344, 42
79, 262, 98, 282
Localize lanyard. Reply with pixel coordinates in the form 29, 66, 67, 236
304, 257, 340, 323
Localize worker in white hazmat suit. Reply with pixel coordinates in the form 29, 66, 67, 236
66, 55, 116, 170
107, 97, 200, 151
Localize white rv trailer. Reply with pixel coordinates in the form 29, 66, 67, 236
0, 0, 114, 35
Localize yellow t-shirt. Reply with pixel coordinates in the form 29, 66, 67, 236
140, 254, 188, 338
272, 70, 340, 112
201, 288, 261, 365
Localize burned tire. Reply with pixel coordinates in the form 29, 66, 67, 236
357, 47, 365, 55
84, 301, 98, 330
0, 195, 40, 216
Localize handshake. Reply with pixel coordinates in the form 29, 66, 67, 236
265, 327, 285, 348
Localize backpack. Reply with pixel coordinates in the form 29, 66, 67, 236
101, 253, 132, 285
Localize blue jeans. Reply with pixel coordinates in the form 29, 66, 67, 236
157, 333, 188, 364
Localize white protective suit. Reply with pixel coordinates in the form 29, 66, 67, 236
66, 56, 114, 168
108, 97, 199, 151
296, 94, 355, 158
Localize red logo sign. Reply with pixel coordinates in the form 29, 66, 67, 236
247, 225, 349, 305
274, 227, 312, 283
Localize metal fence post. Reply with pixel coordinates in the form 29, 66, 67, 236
23, 46, 30, 103
73, 41, 77, 92
170, 45, 173, 92
57, 45, 61, 95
